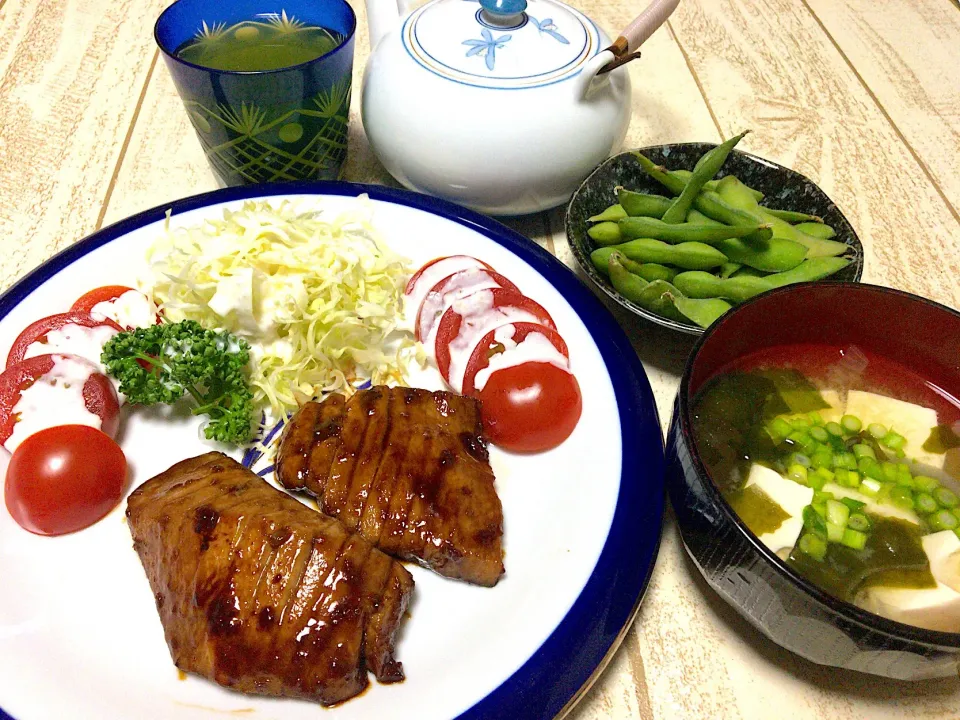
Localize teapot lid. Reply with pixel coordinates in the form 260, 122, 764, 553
402, 0, 603, 90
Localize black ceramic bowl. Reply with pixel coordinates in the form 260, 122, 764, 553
666, 282, 960, 680
566, 143, 864, 335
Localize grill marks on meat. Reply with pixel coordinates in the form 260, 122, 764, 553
276, 386, 505, 587
126, 453, 414, 706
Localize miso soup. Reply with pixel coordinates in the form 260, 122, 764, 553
691, 342, 960, 632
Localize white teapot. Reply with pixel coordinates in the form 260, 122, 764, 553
361, 0, 680, 215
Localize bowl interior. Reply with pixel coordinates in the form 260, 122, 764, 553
566, 143, 865, 335
680, 282, 960, 646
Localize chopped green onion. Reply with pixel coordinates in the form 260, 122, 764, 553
935, 487, 959, 509
814, 490, 836, 503
860, 478, 882, 497
881, 461, 899, 482
807, 470, 826, 491
928, 510, 960, 532
789, 453, 811, 468
787, 464, 809, 485
841, 528, 868, 550
882, 430, 906, 450
896, 462, 913, 485
799, 532, 828, 560
841, 415, 862, 433
868, 423, 888, 439
853, 443, 876, 460
825, 421, 844, 438
847, 513, 871, 532
889, 486, 914, 510
814, 467, 835, 485
840, 452, 859, 470
915, 493, 938, 514
826, 499, 850, 527
786, 431, 813, 450
790, 417, 811, 431
859, 457, 885, 481
811, 449, 834, 469
802, 505, 827, 534
826, 521, 845, 543
840, 497, 866, 512
809, 426, 829, 443
914, 475, 940, 493
807, 411, 824, 425
768, 417, 793, 441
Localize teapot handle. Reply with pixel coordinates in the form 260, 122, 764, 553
594, 0, 681, 81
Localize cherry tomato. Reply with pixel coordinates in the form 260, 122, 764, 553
433, 288, 556, 391
478, 362, 582, 453
71, 286, 160, 330
404, 255, 494, 311
461, 322, 570, 397
415, 267, 518, 344
4, 425, 127, 535
6, 311, 123, 368
0, 354, 120, 451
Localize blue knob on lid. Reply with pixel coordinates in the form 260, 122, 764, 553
479, 0, 527, 17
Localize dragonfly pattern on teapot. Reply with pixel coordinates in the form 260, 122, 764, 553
528, 16, 569, 44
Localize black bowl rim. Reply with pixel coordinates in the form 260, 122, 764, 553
675, 280, 960, 648
565, 143, 865, 336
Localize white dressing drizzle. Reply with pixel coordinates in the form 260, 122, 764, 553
90, 290, 158, 329
22, 323, 119, 371
418, 268, 509, 346
403, 256, 489, 328
472, 324, 570, 392
5, 355, 102, 452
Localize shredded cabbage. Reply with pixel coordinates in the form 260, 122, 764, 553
142, 197, 422, 419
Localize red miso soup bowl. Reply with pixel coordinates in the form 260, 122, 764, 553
666, 282, 960, 680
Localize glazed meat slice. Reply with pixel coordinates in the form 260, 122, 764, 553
276, 386, 505, 586
126, 452, 414, 706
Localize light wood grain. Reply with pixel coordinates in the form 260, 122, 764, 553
0, 0, 168, 291
804, 0, 960, 219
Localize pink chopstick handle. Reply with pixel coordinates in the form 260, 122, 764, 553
619, 0, 680, 52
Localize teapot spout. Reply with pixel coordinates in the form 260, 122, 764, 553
366, 0, 413, 51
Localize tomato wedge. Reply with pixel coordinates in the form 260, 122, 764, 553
404, 255, 494, 314
434, 288, 556, 392
71, 285, 160, 330
461, 322, 570, 397
0, 354, 120, 452
5, 424, 127, 535
6, 311, 123, 369
478, 362, 582, 453
415, 267, 518, 345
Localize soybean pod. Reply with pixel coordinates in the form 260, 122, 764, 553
794, 222, 836, 239
672, 170, 763, 200
587, 221, 622, 245
763, 208, 824, 224
719, 262, 742, 278
591, 239, 728, 271
661, 131, 749, 224
764, 257, 852, 287
608, 253, 686, 321
588, 204, 628, 223
673, 271, 773, 302
616, 188, 672, 218
618, 216, 770, 245
716, 236, 807, 272
672, 296, 732, 328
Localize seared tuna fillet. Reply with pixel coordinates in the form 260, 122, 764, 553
126, 452, 414, 706
276, 386, 505, 587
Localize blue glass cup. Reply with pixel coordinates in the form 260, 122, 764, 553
155, 0, 356, 185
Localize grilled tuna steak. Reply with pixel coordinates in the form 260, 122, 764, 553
276, 386, 505, 587
126, 452, 414, 706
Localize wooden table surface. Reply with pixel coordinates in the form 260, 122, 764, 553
2, 0, 959, 717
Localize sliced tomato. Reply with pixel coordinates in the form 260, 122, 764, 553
0, 354, 120, 452
434, 288, 556, 392
415, 267, 519, 344
6, 311, 124, 369
461, 322, 570, 397
71, 285, 160, 330
404, 255, 494, 314
478, 362, 582, 453
5, 424, 127, 535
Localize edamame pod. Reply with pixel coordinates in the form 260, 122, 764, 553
587, 221, 622, 245
672, 171, 763, 200
618, 216, 770, 244
672, 296, 732, 328
616, 189, 672, 218
716, 177, 848, 258
625, 260, 678, 282
662, 132, 749, 224
588, 204, 628, 223
673, 270, 773, 302
720, 262, 743, 278
764, 257, 851, 287
591, 239, 728, 270
794, 222, 836, 239
731, 266, 766, 278
764, 208, 823, 224
716, 236, 807, 272
608, 254, 685, 321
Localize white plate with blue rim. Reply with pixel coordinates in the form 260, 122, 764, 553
0, 183, 663, 720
